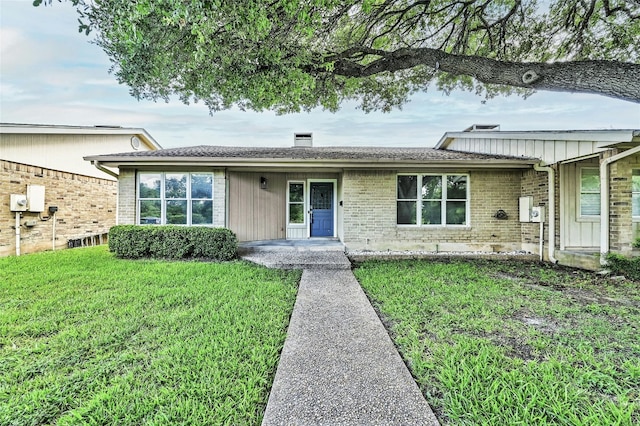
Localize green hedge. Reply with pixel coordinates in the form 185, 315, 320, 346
109, 225, 237, 261
606, 253, 640, 281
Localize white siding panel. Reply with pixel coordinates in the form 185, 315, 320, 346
561, 160, 600, 249
0, 133, 151, 180
445, 135, 612, 164
286, 228, 307, 239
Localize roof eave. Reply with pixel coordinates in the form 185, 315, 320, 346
84, 156, 537, 169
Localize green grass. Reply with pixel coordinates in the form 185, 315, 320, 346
0, 246, 300, 425
355, 259, 640, 425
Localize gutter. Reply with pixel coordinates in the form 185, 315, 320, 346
534, 162, 557, 263
599, 144, 640, 265
91, 160, 119, 179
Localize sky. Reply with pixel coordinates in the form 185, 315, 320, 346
1, 0, 638, 149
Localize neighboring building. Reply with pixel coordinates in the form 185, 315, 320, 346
86, 127, 640, 270
435, 126, 640, 269
1, 123, 161, 256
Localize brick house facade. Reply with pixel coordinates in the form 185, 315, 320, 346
87, 128, 639, 271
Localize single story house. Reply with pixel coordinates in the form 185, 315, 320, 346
1, 123, 161, 256
85, 127, 640, 270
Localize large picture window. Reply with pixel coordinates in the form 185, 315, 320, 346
633, 169, 640, 218
397, 174, 468, 226
579, 168, 600, 217
138, 172, 213, 225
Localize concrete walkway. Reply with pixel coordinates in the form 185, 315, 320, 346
240, 245, 439, 425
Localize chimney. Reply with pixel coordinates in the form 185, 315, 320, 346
293, 132, 313, 147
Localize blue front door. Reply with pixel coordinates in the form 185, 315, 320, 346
310, 182, 334, 237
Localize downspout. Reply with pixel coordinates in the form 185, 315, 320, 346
534, 162, 557, 263
91, 161, 119, 179
599, 144, 640, 265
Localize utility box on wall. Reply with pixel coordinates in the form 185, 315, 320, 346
531, 206, 545, 223
27, 185, 45, 212
519, 196, 533, 222
10, 194, 28, 212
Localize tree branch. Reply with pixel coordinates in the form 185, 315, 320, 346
331, 47, 640, 102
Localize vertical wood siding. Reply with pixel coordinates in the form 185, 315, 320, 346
446, 138, 603, 164
228, 172, 286, 241
0, 133, 149, 179
561, 159, 600, 249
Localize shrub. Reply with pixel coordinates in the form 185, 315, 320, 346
606, 253, 640, 281
633, 237, 640, 249
109, 225, 237, 261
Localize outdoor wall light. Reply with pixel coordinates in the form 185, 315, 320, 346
260, 176, 268, 190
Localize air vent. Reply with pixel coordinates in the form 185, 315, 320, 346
294, 132, 313, 147
463, 124, 500, 132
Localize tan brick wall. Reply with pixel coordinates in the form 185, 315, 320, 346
1, 160, 117, 257
520, 167, 560, 255
118, 168, 226, 227
118, 169, 136, 224
609, 153, 639, 254
342, 169, 523, 251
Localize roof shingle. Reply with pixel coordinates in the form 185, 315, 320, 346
89, 145, 534, 162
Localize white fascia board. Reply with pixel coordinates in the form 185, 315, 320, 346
84, 157, 537, 170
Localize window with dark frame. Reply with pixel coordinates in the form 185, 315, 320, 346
397, 174, 468, 226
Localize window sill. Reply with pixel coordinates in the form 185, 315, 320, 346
397, 225, 471, 229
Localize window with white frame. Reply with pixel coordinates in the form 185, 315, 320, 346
579, 168, 600, 217
138, 172, 213, 225
397, 174, 468, 225
633, 169, 640, 218
288, 181, 305, 225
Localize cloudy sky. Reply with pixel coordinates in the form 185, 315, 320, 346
1, 0, 638, 148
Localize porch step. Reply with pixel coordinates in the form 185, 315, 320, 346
239, 250, 351, 270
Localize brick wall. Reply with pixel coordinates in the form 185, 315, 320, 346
520, 167, 560, 258
342, 169, 524, 251
609, 153, 639, 254
1, 160, 117, 257
118, 168, 226, 227
118, 169, 136, 224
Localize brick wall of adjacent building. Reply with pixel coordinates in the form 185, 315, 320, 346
118, 168, 226, 227
609, 153, 639, 254
1, 160, 117, 257
342, 169, 524, 252
519, 167, 560, 256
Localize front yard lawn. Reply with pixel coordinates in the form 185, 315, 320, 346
0, 247, 299, 425
355, 259, 640, 425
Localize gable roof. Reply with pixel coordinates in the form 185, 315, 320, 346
85, 145, 538, 170
0, 123, 162, 150
435, 128, 640, 165
436, 129, 640, 150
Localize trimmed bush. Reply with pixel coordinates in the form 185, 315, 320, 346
606, 253, 640, 281
109, 225, 237, 261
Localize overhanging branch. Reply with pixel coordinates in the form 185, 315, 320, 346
330, 47, 640, 102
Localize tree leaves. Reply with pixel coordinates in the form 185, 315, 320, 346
40, 0, 640, 111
